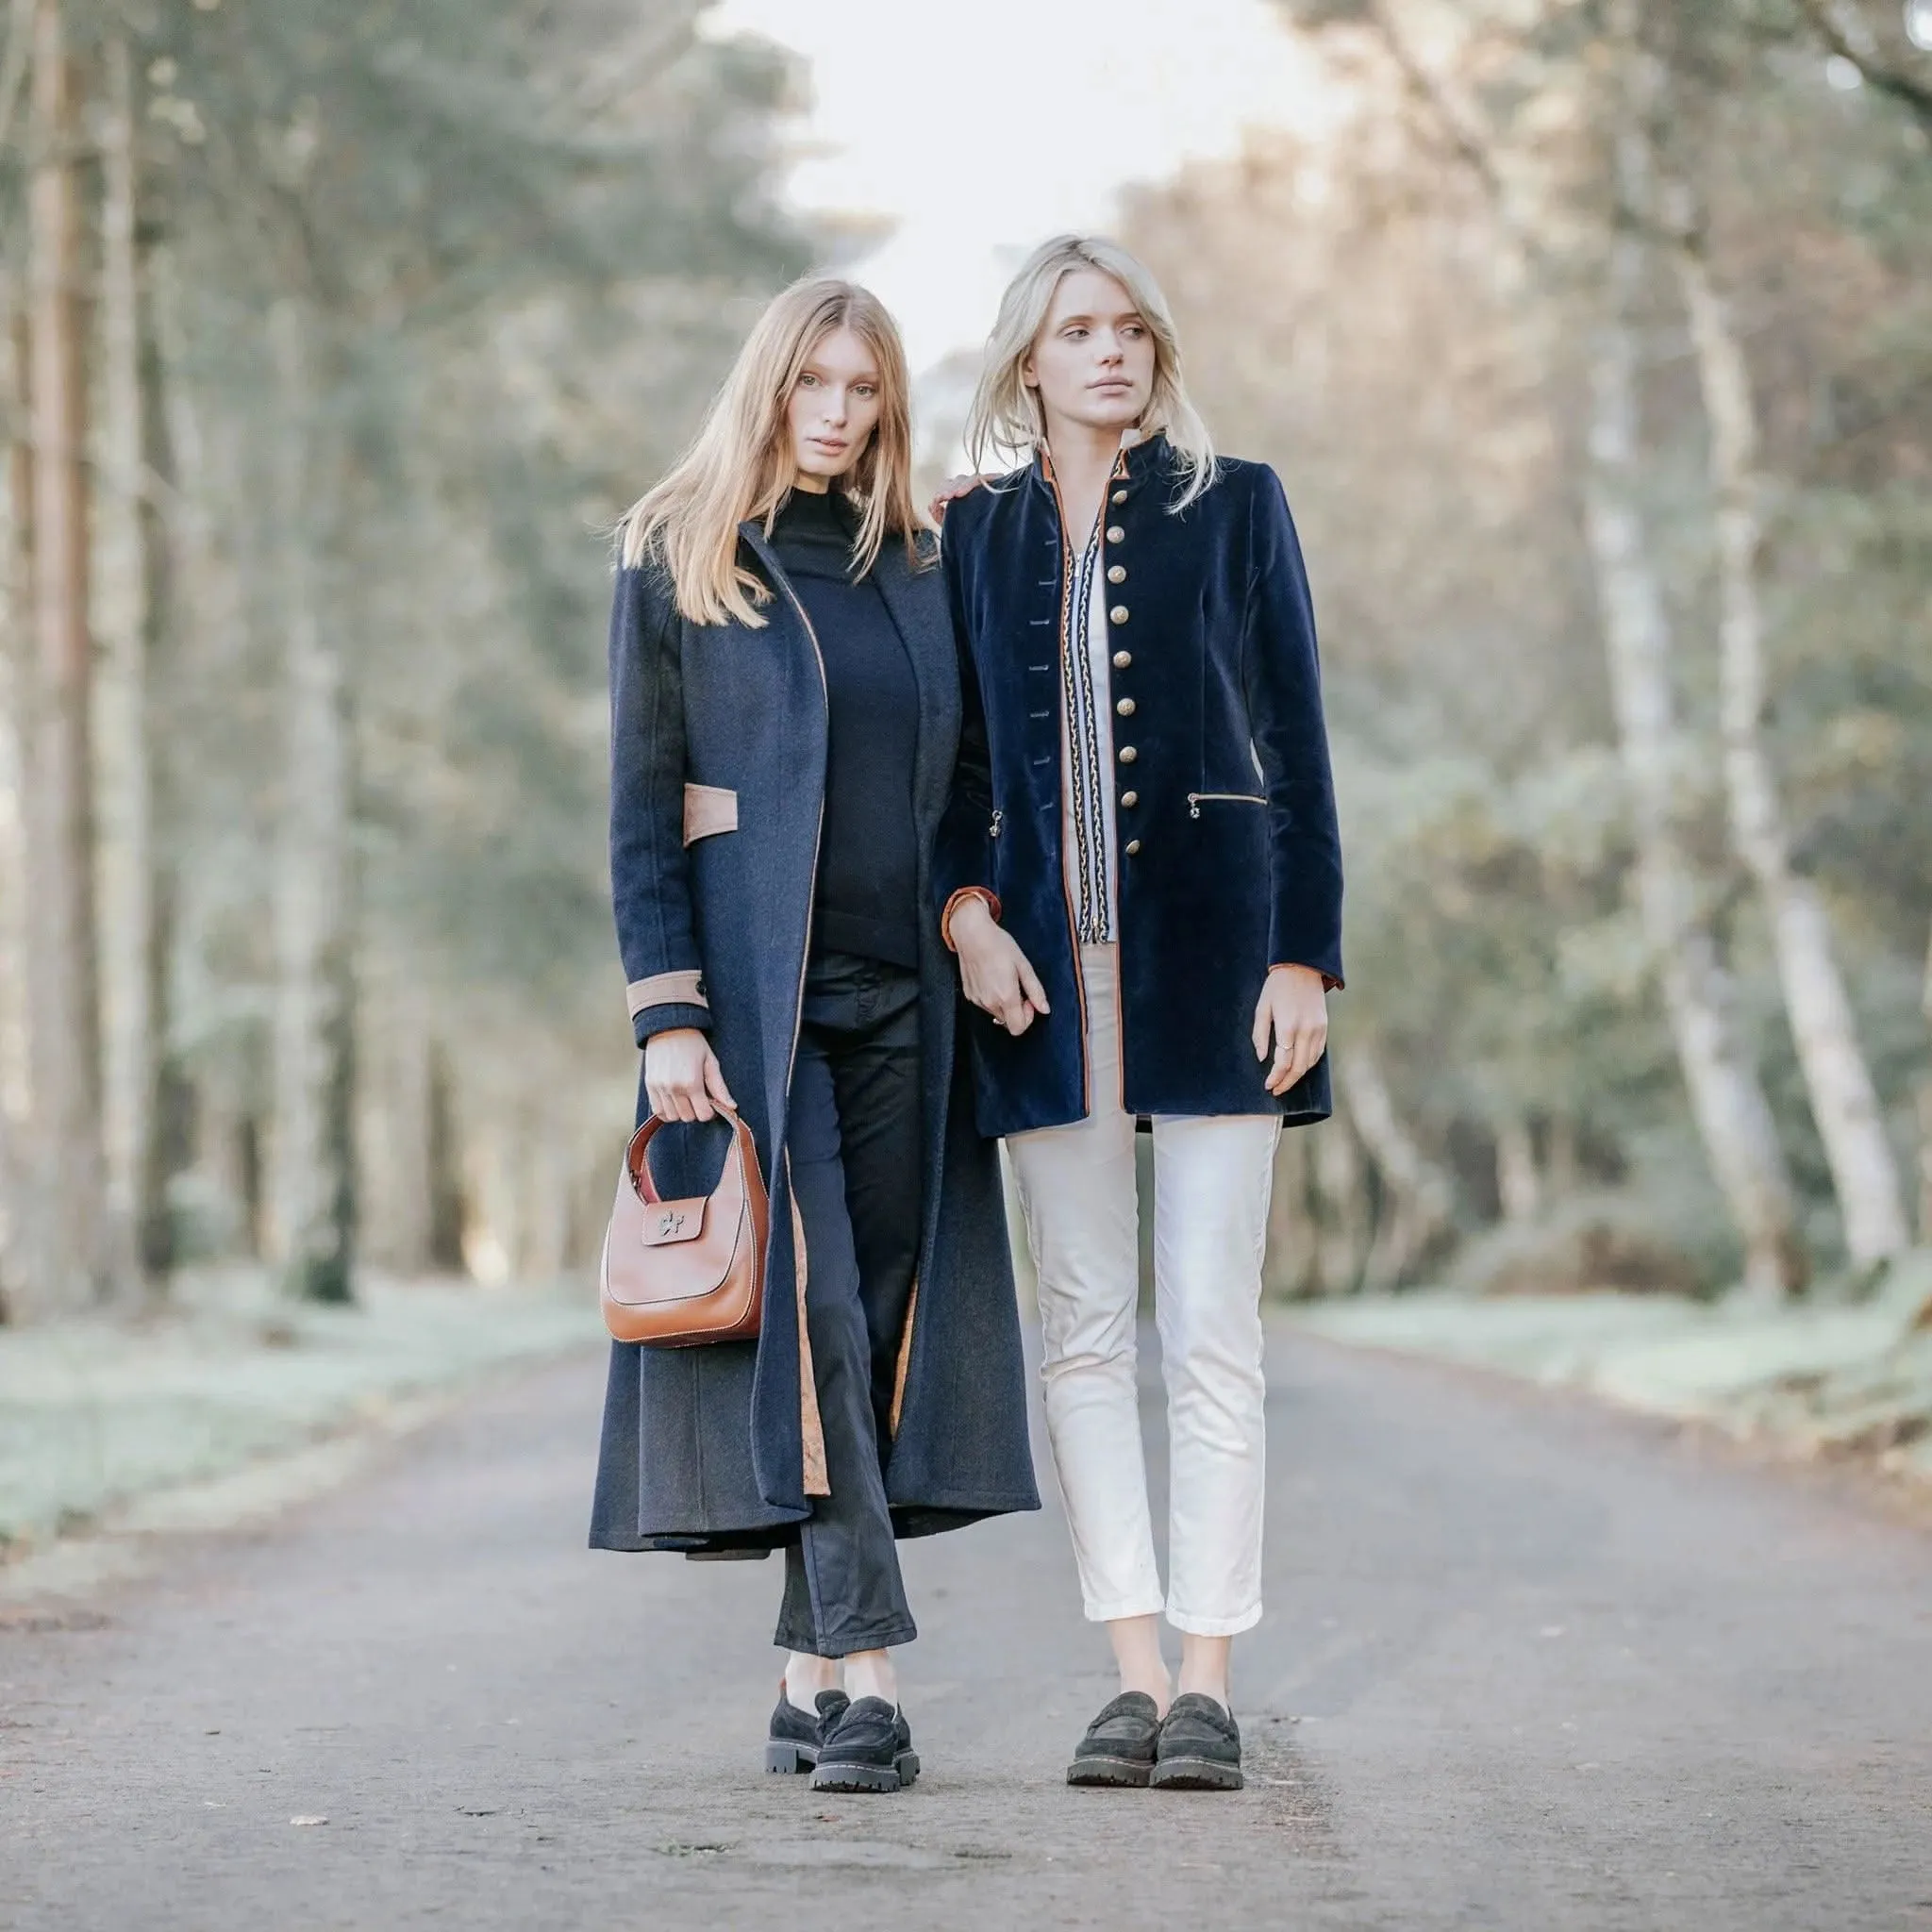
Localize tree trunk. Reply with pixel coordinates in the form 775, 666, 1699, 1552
1581, 92, 1806, 1302
21, 0, 115, 1317
1312, 1113, 1372, 1295
425, 1038, 466, 1273
92, 35, 163, 1291
1263, 1122, 1317, 1297
1344, 1045, 1454, 1291
1495, 1116, 1541, 1226
1662, 213, 1909, 1273
1919, 923, 1932, 1245
267, 297, 356, 1304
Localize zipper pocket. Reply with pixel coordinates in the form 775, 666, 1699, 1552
1188, 791, 1266, 818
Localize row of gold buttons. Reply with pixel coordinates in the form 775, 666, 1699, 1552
1107, 497, 1141, 856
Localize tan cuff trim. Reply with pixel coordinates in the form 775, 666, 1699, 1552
1269, 961, 1343, 993
941, 887, 1001, 952
682, 782, 738, 847
626, 970, 708, 1020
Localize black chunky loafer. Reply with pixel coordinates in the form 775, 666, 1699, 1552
1149, 1692, 1243, 1791
764, 1687, 850, 1774
808, 1696, 919, 1793
1066, 1690, 1164, 1788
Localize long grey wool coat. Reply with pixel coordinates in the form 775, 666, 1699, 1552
589, 521, 1040, 1557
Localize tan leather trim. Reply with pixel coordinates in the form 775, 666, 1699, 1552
682, 782, 739, 847
626, 970, 707, 1019
791, 1183, 830, 1498
1269, 961, 1344, 993
888, 1276, 919, 1439
941, 887, 1001, 952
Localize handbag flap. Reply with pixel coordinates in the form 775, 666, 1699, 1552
639, 1196, 708, 1247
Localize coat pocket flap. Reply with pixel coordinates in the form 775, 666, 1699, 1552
682, 783, 739, 847
639, 1196, 708, 1246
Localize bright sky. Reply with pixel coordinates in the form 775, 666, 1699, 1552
704, 0, 1339, 377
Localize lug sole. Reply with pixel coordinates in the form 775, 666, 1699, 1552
1066, 1754, 1155, 1788
1149, 1755, 1244, 1791
809, 1760, 902, 1793
765, 1740, 818, 1774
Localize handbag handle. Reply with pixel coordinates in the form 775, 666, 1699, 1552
624, 1106, 758, 1209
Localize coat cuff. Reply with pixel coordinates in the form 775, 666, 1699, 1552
1270, 960, 1344, 993
941, 888, 1001, 952
633, 1002, 713, 1049
626, 970, 711, 1047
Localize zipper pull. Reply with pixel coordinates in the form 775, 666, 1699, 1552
1188, 794, 1201, 820
990, 808, 1004, 839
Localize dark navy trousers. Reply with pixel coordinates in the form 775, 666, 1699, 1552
773, 951, 923, 1657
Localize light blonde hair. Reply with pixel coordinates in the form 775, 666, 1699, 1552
618, 277, 924, 626
965, 234, 1218, 510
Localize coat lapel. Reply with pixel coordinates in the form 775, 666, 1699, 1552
873, 539, 957, 827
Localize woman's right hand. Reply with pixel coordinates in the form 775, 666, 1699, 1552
644, 1027, 737, 1123
950, 897, 1050, 1036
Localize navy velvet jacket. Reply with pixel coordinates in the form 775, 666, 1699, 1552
935, 436, 1343, 1137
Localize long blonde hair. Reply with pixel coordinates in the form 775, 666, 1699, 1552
965, 235, 1218, 511
618, 278, 924, 626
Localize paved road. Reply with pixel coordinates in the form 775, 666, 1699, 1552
4, 1328, 1930, 1931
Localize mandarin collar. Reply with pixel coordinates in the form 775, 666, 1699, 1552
1032, 432, 1170, 494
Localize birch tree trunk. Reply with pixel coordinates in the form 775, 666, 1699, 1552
1495, 1117, 1541, 1225
1353, 1, 1805, 1296
267, 297, 356, 1303
1661, 209, 1909, 1272
1263, 1119, 1318, 1297
1343, 1046, 1455, 1291
1312, 1113, 1372, 1295
21, 0, 115, 1315
92, 35, 161, 1291
1582, 108, 1807, 1302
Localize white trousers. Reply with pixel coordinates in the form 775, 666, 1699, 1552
1006, 944, 1278, 1638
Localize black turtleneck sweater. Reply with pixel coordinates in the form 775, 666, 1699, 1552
767, 488, 921, 970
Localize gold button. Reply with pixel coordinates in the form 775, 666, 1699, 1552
1106, 525, 1125, 543
1113, 650, 1131, 669
1116, 697, 1136, 717
1124, 839, 1141, 857
1121, 791, 1139, 808
1107, 564, 1126, 584
1111, 490, 1127, 506
1118, 744, 1138, 764
1109, 605, 1129, 625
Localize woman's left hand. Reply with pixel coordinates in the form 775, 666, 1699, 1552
1252, 965, 1328, 1096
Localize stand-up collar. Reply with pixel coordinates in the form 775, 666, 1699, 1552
1032, 431, 1173, 495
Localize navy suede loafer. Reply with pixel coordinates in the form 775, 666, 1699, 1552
765, 1687, 850, 1774
1149, 1692, 1243, 1791
1066, 1690, 1163, 1788
808, 1696, 919, 1793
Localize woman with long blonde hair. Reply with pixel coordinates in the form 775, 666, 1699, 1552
590, 278, 1038, 1793
937, 236, 1343, 1792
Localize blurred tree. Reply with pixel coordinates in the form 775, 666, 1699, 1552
0, 0, 808, 1316
1146, 0, 1931, 1292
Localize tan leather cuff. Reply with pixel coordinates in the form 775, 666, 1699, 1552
626, 969, 708, 1020
941, 888, 1001, 952
1269, 961, 1343, 993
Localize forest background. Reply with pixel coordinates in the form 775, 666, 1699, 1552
1, 0, 1928, 1340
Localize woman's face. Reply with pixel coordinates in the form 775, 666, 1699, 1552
1023, 268, 1156, 437
786, 326, 883, 491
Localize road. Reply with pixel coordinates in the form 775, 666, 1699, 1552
4, 1327, 1930, 1930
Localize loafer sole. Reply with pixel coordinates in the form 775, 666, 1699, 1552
809, 1749, 919, 1794
765, 1740, 817, 1774
1150, 1755, 1244, 1791
1066, 1753, 1154, 1788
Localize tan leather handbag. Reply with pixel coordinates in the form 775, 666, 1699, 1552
600, 1108, 768, 1346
